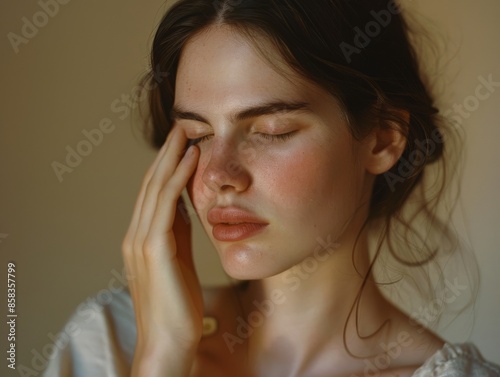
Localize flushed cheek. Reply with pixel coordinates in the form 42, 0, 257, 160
263, 155, 324, 209
258, 148, 357, 237
187, 140, 357, 243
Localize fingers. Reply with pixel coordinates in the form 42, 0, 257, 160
122, 129, 176, 295
122, 125, 197, 304
121, 123, 204, 352
130, 127, 187, 241
123, 129, 174, 248
144, 145, 199, 261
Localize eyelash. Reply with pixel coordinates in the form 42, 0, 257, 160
188, 135, 212, 146
257, 132, 296, 142
188, 132, 296, 146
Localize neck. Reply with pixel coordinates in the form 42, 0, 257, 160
234, 234, 396, 376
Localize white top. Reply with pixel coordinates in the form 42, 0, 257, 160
42, 288, 500, 377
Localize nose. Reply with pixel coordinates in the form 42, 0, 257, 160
201, 139, 251, 193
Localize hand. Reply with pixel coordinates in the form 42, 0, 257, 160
122, 125, 202, 376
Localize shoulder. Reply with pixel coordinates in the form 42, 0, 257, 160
381, 306, 500, 377
43, 282, 241, 377
60, 282, 238, 357
412, 343, 500, 377
42, 286, 135, 377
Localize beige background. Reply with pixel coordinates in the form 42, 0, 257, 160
0, 0, 499, 373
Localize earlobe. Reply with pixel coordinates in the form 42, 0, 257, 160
364, 114, 408, 175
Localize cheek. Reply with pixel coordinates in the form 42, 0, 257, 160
187, 138, 360, 231
260, 144, 345, 199
260, 143, 360, 230
264, 153, 319, 197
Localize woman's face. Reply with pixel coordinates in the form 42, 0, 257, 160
174, 26, 372, 279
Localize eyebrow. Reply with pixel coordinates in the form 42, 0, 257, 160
170, 101, 310, 124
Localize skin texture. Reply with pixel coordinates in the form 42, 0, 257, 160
123, 126, 204, 376
168, 25, 443, 376
177, 27, 370, 280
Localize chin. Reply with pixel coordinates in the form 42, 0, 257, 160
216, 242, 281, 280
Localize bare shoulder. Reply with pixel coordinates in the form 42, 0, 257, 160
380, 304, 445, 373
335, 302, 444, 377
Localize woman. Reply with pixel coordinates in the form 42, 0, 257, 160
44, 0, 500, 376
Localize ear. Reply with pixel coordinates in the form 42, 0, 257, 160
362, 112, 408, 175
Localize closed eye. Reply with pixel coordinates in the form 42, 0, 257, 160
187, 131, 296, 147
257, 131, 296, 142
187, 134, 213, 146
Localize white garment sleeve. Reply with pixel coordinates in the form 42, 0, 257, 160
42, 289, 136, 377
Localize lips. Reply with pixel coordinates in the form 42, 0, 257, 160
207, 206, 268, 242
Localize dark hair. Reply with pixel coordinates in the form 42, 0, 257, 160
139, 0, 471, 353
144, 0, 443, 217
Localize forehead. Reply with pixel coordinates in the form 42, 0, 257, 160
174, 25, 320, 111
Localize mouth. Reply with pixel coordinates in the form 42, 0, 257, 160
208, 206, 269, 242
211, 222, 268, 242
